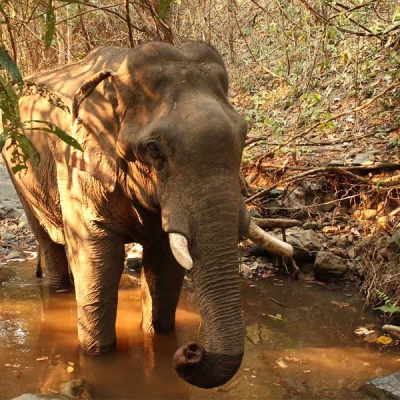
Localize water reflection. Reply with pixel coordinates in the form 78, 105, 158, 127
0, 260, 399, 399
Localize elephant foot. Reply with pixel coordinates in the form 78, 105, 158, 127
79, 339, 117, 356
48, 278, 74, 292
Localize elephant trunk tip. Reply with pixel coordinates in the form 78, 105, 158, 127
173, 343, 243, 389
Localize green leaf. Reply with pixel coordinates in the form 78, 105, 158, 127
0, 45, 22, 82
158, 0, 173, 20
29, 120, 83, 151
44, 0, 56, 51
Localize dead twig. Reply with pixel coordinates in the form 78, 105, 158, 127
251, 81, 400, 178
246, 165, 400, 203
252, 218, 302, 229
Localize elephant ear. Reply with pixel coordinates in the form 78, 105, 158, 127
67, 70, 120, 193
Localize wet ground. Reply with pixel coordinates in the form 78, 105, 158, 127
0, 258, 399, 400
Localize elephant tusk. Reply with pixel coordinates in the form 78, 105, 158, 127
169, 233, 193, 271
246, 219, 294, 258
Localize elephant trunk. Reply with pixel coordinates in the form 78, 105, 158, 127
170, 203, 244, 388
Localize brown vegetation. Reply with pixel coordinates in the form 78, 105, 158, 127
1, 0, 399, 311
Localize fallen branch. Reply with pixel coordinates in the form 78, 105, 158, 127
252, 217, 302, 229
383, 324, 400, 335
246, 165, 400, 203
259, 162, 400, 172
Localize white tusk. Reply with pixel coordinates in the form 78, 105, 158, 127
169, 233, 193, 271
246, 219, 294, 258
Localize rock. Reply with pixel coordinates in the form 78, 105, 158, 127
18, 213, 29, 229
332, 248, 347, 259
297, 229, 323, 253
336, 235, 349, 248
390, 229, 400, 254
351, 150, 379, 166
319, 193, 337, 212
0, 205, 19, 219
283, 187, 306, 209
1, 232, 16, 241
248, 244, 270, 258
5, 250, 21, 260
249, 209, 263, 218
302, 221, 318, 230
268, 189, 283, 198
361, 371, 400, 399
286, 234, 311, 263
314, 251, 348, 282
330, 235, 339, 246
60, 378, 92, 398
285, 229, 323, 263
126, 243, 143, 272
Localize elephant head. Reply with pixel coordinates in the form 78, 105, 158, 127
69, 41, 292, 389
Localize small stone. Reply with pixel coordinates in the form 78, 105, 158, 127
2, 232, 16, 241
336, 235, 349, 248
6, 250, 21, 260
390, 229, 400, 254
330, 235, 340, 246
314, 251, 348, 282
126, 257, 142, 271
302, 221, 318, 230
248, 244, 270, 258
297, 230, 323, 253
18, 213, 29, 229
60, 378, 92, 399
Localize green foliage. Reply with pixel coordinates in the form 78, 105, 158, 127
44, 0, 56, 50
374, 290, 400, 316
0, 45, 82, 173
158, 0, 173, 20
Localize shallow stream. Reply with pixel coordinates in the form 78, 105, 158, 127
0, 259, 399, 399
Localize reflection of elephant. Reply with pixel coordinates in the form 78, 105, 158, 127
2, 41, 292, 389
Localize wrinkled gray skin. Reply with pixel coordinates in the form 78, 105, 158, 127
2, 42, 250, 389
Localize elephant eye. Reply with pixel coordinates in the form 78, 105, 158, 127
146, 142, 162, 158
144, 142, 166, 171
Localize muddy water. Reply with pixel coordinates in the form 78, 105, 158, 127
0, 259, 399, 400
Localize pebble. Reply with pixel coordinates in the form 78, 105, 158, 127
2, 232, 16, 241
6, 250, 21, 260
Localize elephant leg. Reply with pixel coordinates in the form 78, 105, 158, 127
141, 233, 185, 334
18, 199, 71, 290
65, 229, 125, 354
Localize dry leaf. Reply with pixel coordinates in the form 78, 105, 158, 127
331, 301, 349, 308
276, 358, 288, 369
36, 356, 49, 362
376, 335, 393, 345
67, 365, 74, 373
354, 327, 375, 336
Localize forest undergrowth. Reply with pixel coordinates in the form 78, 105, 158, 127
1, 0, 399, 314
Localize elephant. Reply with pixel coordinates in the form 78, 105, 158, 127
2, 41, 293, 389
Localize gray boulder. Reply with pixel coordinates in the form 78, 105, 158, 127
390, 229, 400, 254
286, 229, 323, 263
314, 251, 347, 282
361, 371, 400, 399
